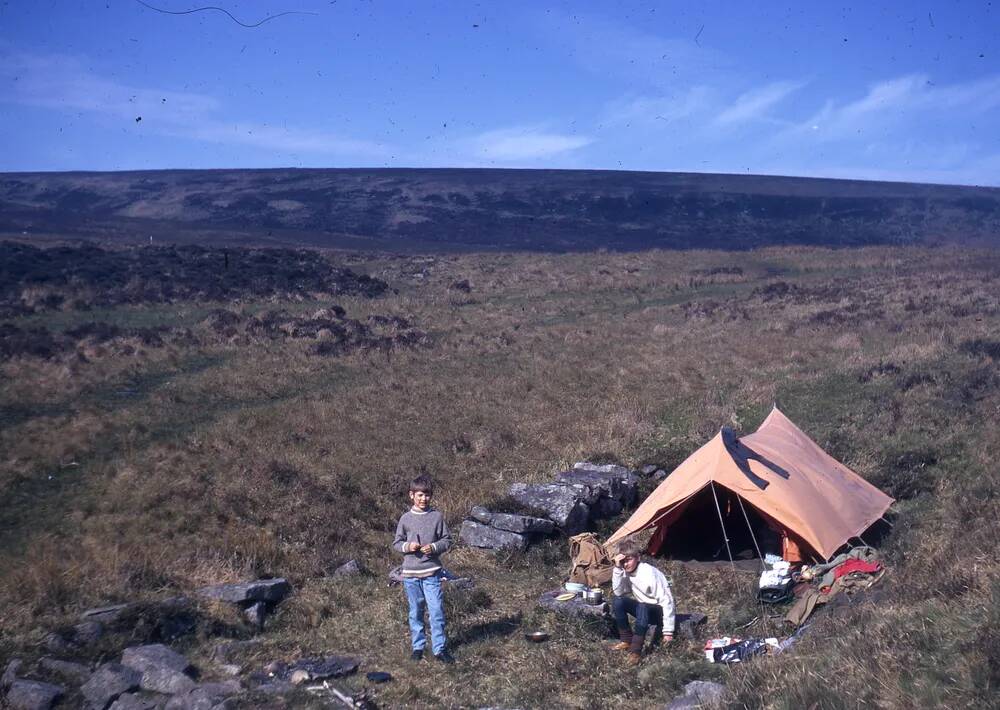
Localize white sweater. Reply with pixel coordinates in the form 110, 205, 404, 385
612, 562, 676, 633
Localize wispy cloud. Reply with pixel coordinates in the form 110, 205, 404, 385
0, 49, 389, 159
714, 80, 806, 126
471, 126, 592, 162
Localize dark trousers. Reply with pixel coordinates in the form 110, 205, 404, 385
613, 596, 662, 639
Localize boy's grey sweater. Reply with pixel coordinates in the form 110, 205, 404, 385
392, 508, 452, 577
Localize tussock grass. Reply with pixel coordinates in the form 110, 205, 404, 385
2, 245, 999, 707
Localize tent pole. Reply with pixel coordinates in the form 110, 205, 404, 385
710, 481, 736, 571
736, 495, 766, 570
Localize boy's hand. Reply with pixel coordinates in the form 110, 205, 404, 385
420, 544, 434, 555
406, 542, 420, 553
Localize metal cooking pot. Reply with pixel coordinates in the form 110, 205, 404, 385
583, 588, 603, 605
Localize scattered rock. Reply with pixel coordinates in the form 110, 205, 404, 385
567, 462, 639, 505
676, 612, 708, 641
537, 589, 607, 619
641, 464, 658, 476
653, 469, 669, 482
121, 645, 194, 695
331, 559, 364, 578
38, 657, 92, 685
508, 483, 590, 534
81, 603, 131, 624
108, 693, 164, 710
196, 579, 291, 605
449, 279, 472, 293
289, 670, 310, 685
81, 662, 141, 710
259, 656, 359, 684
664, 680, 725, 709
243, 602, 268, 629
164, 681, 241, 710
2, 658, 22, 691
5, 679, 64, 710
460, 520, 528, 552
42, 632, 74, 655
74, 620, 106, 645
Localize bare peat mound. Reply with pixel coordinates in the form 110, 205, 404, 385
0, 242, 388, 316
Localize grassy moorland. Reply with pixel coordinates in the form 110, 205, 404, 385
1, 244, 999, 708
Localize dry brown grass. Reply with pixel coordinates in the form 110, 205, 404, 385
2, 245, 1000, 707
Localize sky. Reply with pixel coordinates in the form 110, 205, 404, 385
1, 1, 999, 186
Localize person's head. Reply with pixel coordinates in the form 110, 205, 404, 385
621, 552, 641, 573
408, 474, 434, 511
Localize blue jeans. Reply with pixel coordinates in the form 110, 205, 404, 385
613, 595, 662, 639
403, 572, 446, 654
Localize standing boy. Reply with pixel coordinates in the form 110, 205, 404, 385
611, 550, 675, 667
392, 474, 455, 663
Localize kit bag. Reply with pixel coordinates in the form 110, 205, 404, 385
568, 533, 614, 587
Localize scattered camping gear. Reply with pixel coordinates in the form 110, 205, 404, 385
568, 532, 614, 587
704, 637, 778, 663
563, 582, 587, 593
607, 407, 894, 563
785, 546, 886, 626
524, 631, 550, 643
365, 672, 392, 683
555, 592, 576, 602
758, 557, 795, 603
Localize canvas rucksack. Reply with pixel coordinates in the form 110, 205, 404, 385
568, 532, 614, 587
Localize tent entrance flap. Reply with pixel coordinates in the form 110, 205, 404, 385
648, 486, 786, 561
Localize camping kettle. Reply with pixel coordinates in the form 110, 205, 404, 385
583, 588, 603, 605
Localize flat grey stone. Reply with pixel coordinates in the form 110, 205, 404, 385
108, 693, 164, 710
537, 589, 607, 619
5, 679, 64, 710
2, 658, 22, 691
468, 506, 494, 524
331, 559, 364, 577
42, 632, 74, 655
641, 464, 658, 476
122, 645, 191, 674
508, 482, 591, 534
163, 681, 240, 710
460, 520, 528, 551
487, 512, 555, 535
81, 662, 141, 710
39, 657, 92, 685
566, 463, 639, 505
81, 603, 131, 624
138, 667, 196, 695
664, 680, 725, 709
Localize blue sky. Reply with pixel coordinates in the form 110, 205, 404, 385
1, 1, 998, 185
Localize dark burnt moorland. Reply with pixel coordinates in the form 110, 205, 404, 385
1, 242, 999, 708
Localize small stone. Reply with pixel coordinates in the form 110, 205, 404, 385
2, 658, 22, 691
137, 667, 196, 695
243, 601, 268, 629
108, 693, 163, 710
653, 469, 668, 481
38, 657, 92, 685
122, 644, 190, 674
459, 520, 528, 551
196, 579, 290, 605
641, 464, 658, 476
74, 620, 105, 644
331, 559, 364, 578
42, 632, 74, 655
289, 670, 310, 685
218, 665, 241, 677
664, 680, 726, 709
5, 679, 64, 710
81, 662, 141, 710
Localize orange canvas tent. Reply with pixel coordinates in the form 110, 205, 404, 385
607, 407, 893, 562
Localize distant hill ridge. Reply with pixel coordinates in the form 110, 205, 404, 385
1, 168, 998, 251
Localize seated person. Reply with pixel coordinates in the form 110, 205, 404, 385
611, 549, 676, 666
